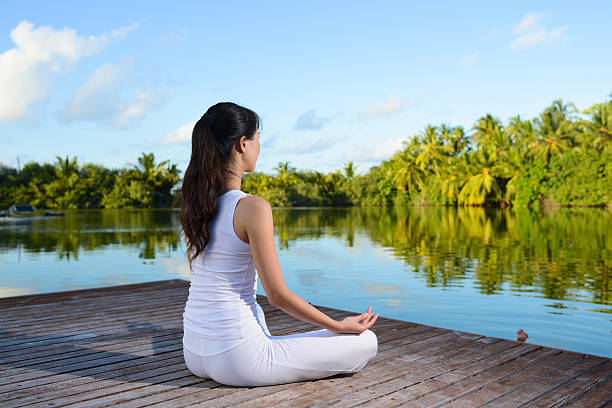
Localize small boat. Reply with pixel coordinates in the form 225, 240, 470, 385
44, 211, 65, 217
8, 204, 36, 216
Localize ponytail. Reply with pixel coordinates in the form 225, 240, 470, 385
179, 102, 260, 268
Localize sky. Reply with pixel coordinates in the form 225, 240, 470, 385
1, 1, 611, 175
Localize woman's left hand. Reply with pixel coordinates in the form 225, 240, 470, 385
331, 306, 379, 334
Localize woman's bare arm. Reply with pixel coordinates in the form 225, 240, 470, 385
236, 196, 378, 334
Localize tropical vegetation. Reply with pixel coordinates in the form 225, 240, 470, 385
1, 95, 610, 210
0, 153, 180, 209
244, 96, 612, 208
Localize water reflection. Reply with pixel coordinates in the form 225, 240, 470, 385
0, 206, 610, 309
0, 210, 182, 261
272, 206, 611, 307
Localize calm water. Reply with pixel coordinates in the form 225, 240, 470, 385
0, 206, 610, 357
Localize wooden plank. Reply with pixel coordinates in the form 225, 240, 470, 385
0, 353, 186, 406
339, 342, 544, 408
0, 279, 189, 309
1, 279, 609, 408
1, 291, 188, 327
565, 378, 612, 407
475, 356, 607, 407
404, 349, 581, 407
0, 323, 183, 364
33, 369, 205, 408
1, 361, 188, 408
309, 340, 514, 408
525, 360, 612, 407
0, 305, 290, 364
0, 315, 182, 356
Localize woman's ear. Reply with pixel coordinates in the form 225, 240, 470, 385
235, 136, 247, 153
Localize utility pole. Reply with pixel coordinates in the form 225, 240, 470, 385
17, 156, 21, 173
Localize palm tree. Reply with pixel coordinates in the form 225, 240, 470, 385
386, 148, 424, 193
583, 100, 612, 151
495, 147, 524, 204
416, 125, 446, 172
529, 100, 577, 162
135, 153, 170, 185
444, 125, 470, 156
50, 156, 81, 209
437, 156, 468, 200
342, 161, 358, 180
507, 115, 536, 152
472, 114, 503, 148
274, 161, 297, 188
458, 147, 502, 205
55, 156, 79, 179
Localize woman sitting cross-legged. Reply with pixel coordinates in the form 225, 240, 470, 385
180, 102, 379, 387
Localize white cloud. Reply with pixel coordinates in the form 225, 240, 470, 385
287, 135, 340, 154
159, 27, 187, 46
61, 60, 163, 128
294, 109, 329, 130
346, 135, 409, 161
0, 20, 137, 122
461, 51, 479, 66
360, 94, 405, 119
161, 121, 196, 144
510, 12, 567, 50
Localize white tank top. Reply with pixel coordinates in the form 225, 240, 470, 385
183, 189, 265, 354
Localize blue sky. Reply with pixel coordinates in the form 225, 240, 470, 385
1, 1, 610, 175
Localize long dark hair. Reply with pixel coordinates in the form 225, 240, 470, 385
180, 102, 260, 266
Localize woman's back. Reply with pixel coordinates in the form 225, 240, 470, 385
180, 103, 377, 386
183, 189, 264, 349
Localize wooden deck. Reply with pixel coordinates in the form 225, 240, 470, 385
0, 279, 610, 407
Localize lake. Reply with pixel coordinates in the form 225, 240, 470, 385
0, 206, 610, 358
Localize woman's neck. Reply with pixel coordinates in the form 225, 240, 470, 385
221, 169, 243, 193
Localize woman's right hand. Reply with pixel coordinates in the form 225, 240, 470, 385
332, 306, 379, 334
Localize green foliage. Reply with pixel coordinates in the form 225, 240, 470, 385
2, 96, 610, 210
514, 158, 548, 208
1, 153, 180, 210
544, 149, 612, 206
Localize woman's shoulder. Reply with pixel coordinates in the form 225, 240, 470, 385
238, 193, 271, 213
234, 194, 273, 238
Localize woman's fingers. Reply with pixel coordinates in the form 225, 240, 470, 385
363, 313, 378, 329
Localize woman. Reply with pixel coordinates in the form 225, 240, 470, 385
180, 102, 379, 387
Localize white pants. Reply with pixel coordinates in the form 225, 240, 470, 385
182, 305, 378, 387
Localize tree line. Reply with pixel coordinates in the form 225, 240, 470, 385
244, 95, 612, 208
0, 153, 180, 209
1, 95, 610, 210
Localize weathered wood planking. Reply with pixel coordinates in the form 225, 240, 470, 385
0, 279, 609, 407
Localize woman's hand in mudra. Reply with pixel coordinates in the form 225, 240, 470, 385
332, 306, 379, 334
